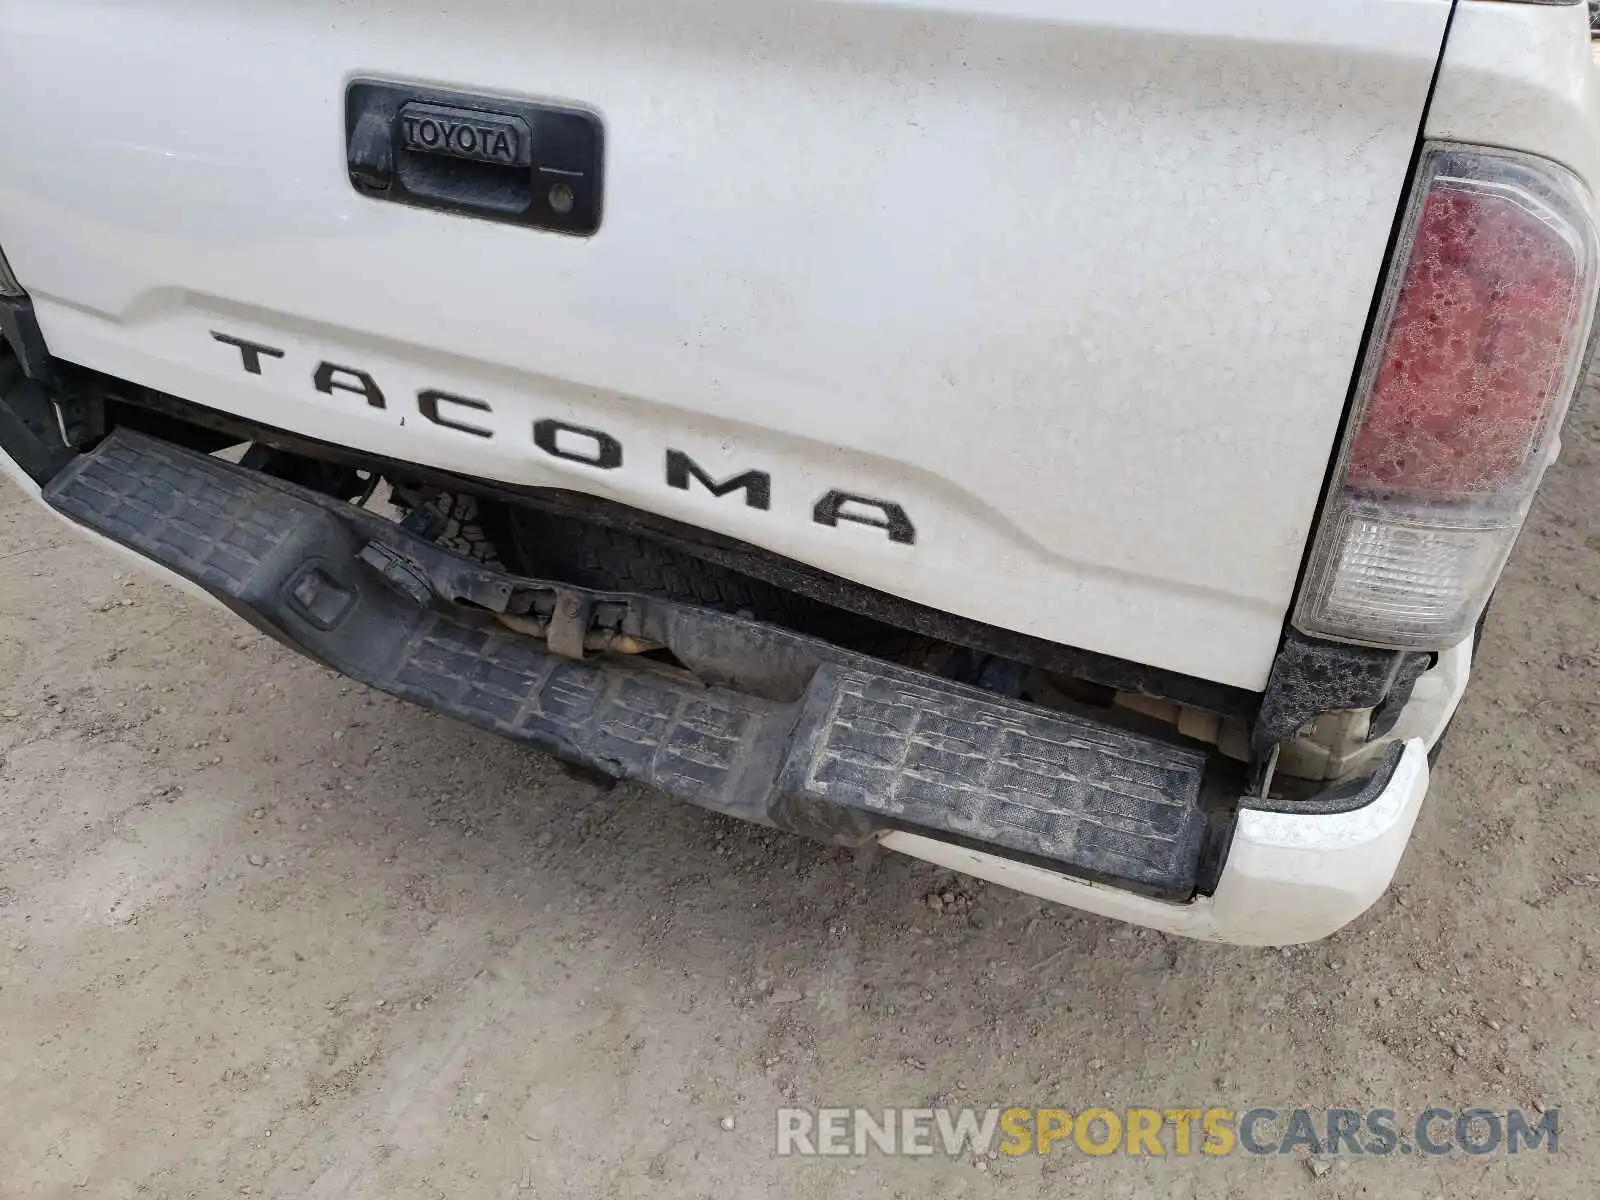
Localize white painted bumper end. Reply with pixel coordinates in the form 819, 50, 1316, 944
880, 739, 1431, 946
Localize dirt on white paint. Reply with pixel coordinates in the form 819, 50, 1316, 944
1, 389, 1598, 1198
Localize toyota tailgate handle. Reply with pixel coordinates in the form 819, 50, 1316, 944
345, 80, 604, 236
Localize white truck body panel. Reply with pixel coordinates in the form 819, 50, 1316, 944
0, 0, 1454, 689
1430, 0, 1600, 189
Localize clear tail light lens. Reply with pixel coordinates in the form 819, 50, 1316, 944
0, 245, 22, 298
1295, 144, 1600, 649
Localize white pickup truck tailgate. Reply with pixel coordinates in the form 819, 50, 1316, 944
0, 0, 1452, 688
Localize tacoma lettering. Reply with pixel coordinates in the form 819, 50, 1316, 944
314, 363, 386, 410
207, 332, 917, 544
666, 450, 770, 510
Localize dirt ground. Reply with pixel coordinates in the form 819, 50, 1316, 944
0, 391, 1596, 1200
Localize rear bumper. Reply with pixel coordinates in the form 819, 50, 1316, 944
0, 419, 1441, 945
38, 428, 1225, 899
886, 738, 1429, 945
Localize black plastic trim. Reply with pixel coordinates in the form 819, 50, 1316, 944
1250, 630, 1431, 766
0, 296, 51, 380
0, 369, 73, 483
1242, 742, 1407, 816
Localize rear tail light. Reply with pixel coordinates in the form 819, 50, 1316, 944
1295, 144, 1600, 649
0, 245, 23, 298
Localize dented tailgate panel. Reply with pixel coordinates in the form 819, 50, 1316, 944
0, 0, 1452, 688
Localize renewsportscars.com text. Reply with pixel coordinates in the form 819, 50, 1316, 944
775, 1106, 1559, 1158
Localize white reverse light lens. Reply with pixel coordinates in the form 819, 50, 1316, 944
1304, 505, 1522, 647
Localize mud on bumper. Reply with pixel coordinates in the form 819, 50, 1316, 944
41, 429, 1233, 900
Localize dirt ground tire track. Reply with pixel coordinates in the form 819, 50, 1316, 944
0, 386, 1597, 1197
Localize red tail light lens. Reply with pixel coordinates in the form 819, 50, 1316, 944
1296, 145, 1599, 649
1345, 180, 1589, 500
